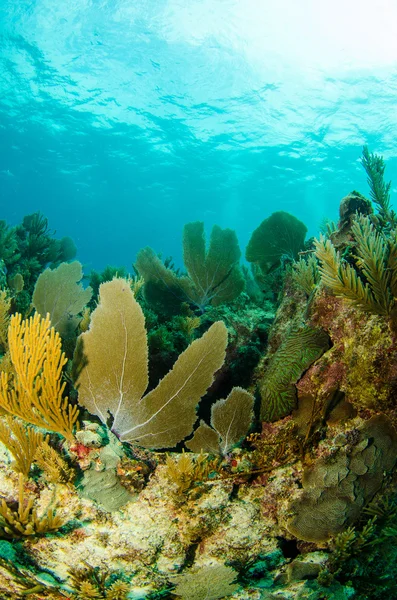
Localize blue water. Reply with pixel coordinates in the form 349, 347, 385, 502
1, 0, 397, 271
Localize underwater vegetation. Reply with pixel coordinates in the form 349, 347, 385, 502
2, 147, 397, 598
245, 210, 307, 275
315, 213, 397, 318
33, 261, 92, 340
0, 212, 77, 315
135, 222, 245, 315
257, 325, 330, 422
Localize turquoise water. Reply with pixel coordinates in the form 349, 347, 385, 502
1, 0, 397, 270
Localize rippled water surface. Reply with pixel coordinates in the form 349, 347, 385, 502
1, 0, 397, 268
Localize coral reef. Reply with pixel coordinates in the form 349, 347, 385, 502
2, 150, 397, 599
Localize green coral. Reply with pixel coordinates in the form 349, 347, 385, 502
246, 211, 308, 274
88, 264, 128, 308
0, 213, 77, 306
291, 254, 320, 295
135, 247, 188, 316
259, 326, 330, 421
352, 214, 393, 313
136, 222, 245, 314
361, 145, 396, 227
0, 222, 19, 268
315, 214, 397, 316
321, 493, 397, 599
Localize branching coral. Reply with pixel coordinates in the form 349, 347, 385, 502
0, 474, 65, 538
0, 416, 48, 476
361, 145, 396, 227
164, 450, 221, 495
34, 441, 74, 484
291, 254, 320, 295
0, 221, 19, 268
178, 315, 201, 340
8, 212, 76, 295
315, 214, 397, 316
314, 234, 374, 311
351, 214, 393, 313
316, 491, 397, 596
127, 273, 145, 297
165, 451, 201, 494
247, 420, 303, 474
328, 518, 377, 575
0, 313, 79, 441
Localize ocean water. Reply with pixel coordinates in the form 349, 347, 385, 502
1, 0, 397, 271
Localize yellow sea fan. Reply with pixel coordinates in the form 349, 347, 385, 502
76, 278, 227, 449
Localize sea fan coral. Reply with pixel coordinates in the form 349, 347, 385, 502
246, 211, 307, 274
75, 278, 228, 448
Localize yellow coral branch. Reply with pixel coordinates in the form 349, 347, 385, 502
0, 313, 79, 441
0, 473, 65, 538
0, 416, 48, 476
